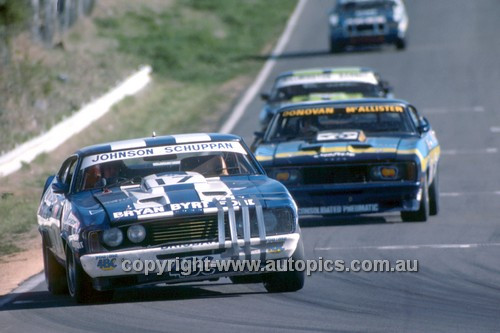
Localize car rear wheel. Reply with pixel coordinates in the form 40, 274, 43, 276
262, 241, 305, 293
401, 176, 429, 222
66, 246, 114, 303
42, 237, 68, 295
330, 40, 344, 53
429, 171, 439, 216
395, 38, 406, 50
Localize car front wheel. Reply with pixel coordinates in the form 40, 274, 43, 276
262, 241, 305, 293
401, 176, 429, 222
66, 246, 113, 303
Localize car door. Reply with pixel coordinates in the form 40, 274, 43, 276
408, 106, 439, 183
49, 155, 79, 259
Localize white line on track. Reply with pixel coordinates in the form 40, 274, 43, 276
219, 0, 308, 134
315, 242, 500, 252
0, 273, 44, 308
441, 147, 497, 155
421, 106, 485, 114
440, 191, 500, 197
490, 126, 500, 133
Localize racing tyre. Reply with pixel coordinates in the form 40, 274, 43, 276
401, 176, 429, 222
330, 40, 344, 53
42, 237, 68, 295
395, 38, 406, 50
262, 241, 305, 293
66, 247, 114, 303
429, 171, 439, 216
230, 275, 262, 284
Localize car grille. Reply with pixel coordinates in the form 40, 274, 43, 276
302, 165, 369, 184
147, 215, 225, 246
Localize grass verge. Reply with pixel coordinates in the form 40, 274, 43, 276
0, 0, 297, 256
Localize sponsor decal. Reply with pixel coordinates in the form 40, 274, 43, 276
316, 152, 356, 158
81, 141, 247, 168
96, 254, 118, 271
282, 107, 335, 117
345, 105, 404, 113
112, 198, 256, 219
299, 204, 379, 215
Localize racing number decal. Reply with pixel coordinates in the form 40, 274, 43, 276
317, 131, 360, 142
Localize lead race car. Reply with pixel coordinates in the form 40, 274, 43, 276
38, 133, 304, 303
254, 99, 440, 222
329, 0, 409, 52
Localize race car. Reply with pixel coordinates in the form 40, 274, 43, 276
38, 133, 304, 303
258, 67, 392, 130
254, 99, 440, 222
329, 0, 409, 52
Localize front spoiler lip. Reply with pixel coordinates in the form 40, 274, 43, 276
80, 233, 301, 279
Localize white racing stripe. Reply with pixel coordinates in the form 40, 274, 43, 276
315, 242, 500, 252
219, 0, 309, 134
172, 133, 211, 144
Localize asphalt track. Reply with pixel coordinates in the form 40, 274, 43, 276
1, 1, 500, 332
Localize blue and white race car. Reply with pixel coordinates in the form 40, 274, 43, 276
259, 67, 392, 130
329, 0, 409, 52
38, 133, 304, 303
254, 100, 440, 222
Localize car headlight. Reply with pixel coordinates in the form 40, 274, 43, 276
127, 224, 146, 243
270, 169, 301, 184
102, 228, 123, 247
263, 208, 296, 235
329, 14, 339, 26
371, 165, 400, 180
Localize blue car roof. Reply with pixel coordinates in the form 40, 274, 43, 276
76, 133, 242, 156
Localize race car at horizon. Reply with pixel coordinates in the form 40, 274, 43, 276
258, 67, 393, 130
37, 133, 304, 303
329, 0, 409, 52
253, 99, 440, 222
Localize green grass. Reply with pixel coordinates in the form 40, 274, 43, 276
0, 0, 297, 256
96, 0, 294, 83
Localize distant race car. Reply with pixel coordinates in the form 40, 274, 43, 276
329, 0, 409, 52
258, 67, 392, 130
38, 133, 304, 303
254, 99, 440, 222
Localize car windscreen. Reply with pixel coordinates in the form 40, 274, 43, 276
266, 105, 415, 141
270, 82, 383, 102
75, 141, 259, 192
341, 0, 395, 11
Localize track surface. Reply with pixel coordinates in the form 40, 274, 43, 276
1, 1, 500, 332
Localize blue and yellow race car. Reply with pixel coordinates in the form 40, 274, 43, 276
254, 99, 440, 222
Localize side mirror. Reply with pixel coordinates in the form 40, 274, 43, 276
418, 117, 430, 133
52, 181, 69, 194
253, 131, 264, 139
260, 92, 270, 101
380, 80, 392, 94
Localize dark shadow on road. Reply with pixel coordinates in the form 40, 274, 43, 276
0, 282, 267, 311
239, 45, 395, 62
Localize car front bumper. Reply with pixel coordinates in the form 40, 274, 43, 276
287, 182, 421, 215
80, 233, 301, 283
